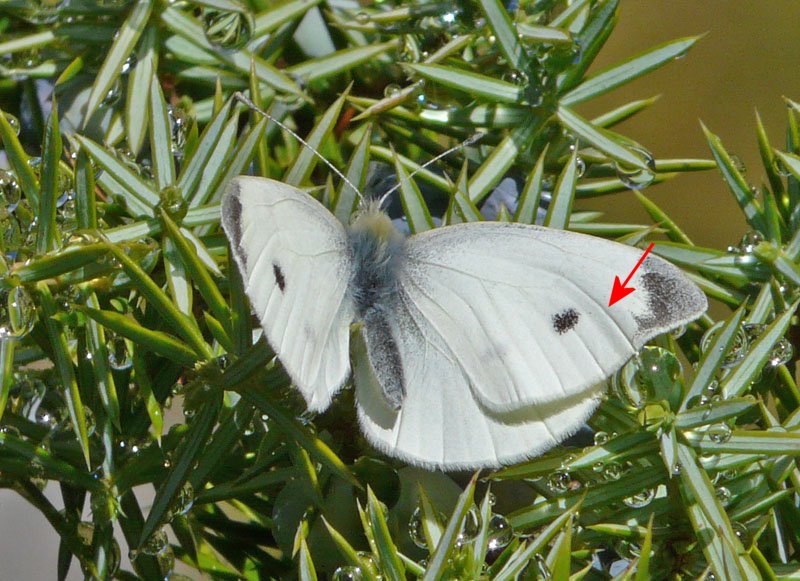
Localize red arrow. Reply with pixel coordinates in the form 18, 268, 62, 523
608, 242, 655, 307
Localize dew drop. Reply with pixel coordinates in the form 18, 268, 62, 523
670, 324, 686, 339
575, 155, 586, 178
173, 481, 194, 517
383, 83, 401, 98
534, 553, 551, 579
157, 185, 188, 221
486, 514, 513, 551
332, 566, 363, 581
107, 335, 132, 370
140, 528, 174, 575
3, 114, 21, 136
616, 165, 655, 190
167, 106, 189, 158
622, 488, 655, 508
457, 506, 481, 545
157, 545, 175, 577
613, 358, 646, 409
355, 552, 377, 575
399, 36, 419, 62
355, 11, 370, 24
56, 191, 77, 234
102, 79, 122, 107
732, 521, 750, 546
768, 338, 793, 367
34, 404, 59, 428
120, 54, 137, 75
729, 154, 747, 175
593, 431, 609, 446
773, 156, 792, 177
203, 9, 253, 50
502, 69, 529, 86
742, 323, 766, 344
706, 423, 732, 444
715, 486, 732, 506
603, 462, 622, 481
738, 231, 764, 254
408, 506, 428, 549
547, 470, 570, 493
614, 146, 656, 190
440, 10, 459, 27
0, 169, 21, 206
700, 321, 748, 369
615, 346, 680, 407
0, 286, 35, 340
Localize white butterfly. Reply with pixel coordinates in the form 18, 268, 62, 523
221, 176, 706, 470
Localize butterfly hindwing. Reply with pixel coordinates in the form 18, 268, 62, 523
353, 299, 605, 469
221, 177, 356, 411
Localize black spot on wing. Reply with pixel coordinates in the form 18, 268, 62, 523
273, 262, 286, 292
552, 308, 580, 334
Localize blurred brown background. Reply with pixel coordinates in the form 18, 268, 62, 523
2, 2, 800, 579
580, 1, 800, 250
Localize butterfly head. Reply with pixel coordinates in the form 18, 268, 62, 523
349, 201, 403, 245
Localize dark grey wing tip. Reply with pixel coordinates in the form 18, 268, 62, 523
633, 256, 708, 343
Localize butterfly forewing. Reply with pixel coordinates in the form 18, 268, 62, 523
393, 223, 707, 414
221, 177, 356, 411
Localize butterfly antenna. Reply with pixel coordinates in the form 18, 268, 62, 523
377, 131, 486, 209
233, 92, 365, 204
